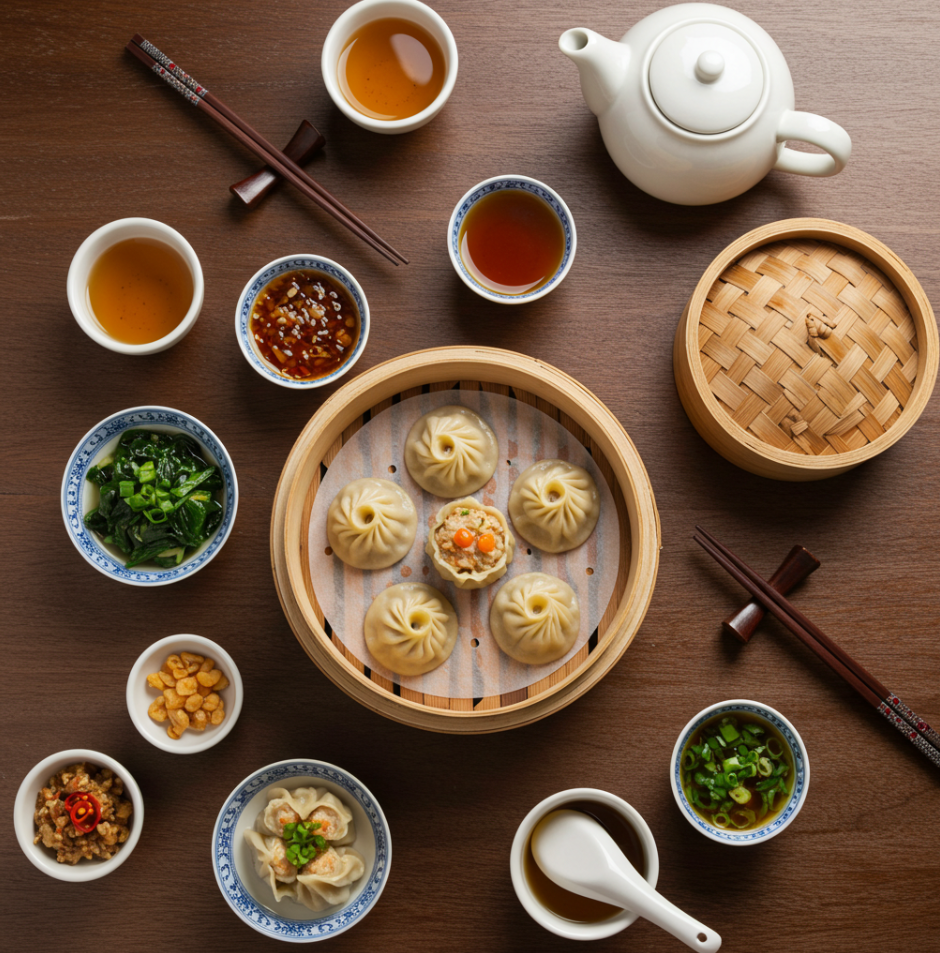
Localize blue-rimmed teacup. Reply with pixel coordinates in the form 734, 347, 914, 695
61, 406, 238, 586
447, 175, 577, 304
670, 699, 810, 845
235, 255, 370, 390
212, 759, 391, 942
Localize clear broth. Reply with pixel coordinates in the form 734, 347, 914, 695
87, 238, 193, 345
458, 190, 565, 296
523, 800, 645, 924
338, 17, 446, 121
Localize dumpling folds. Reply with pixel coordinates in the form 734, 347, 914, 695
244, 830, 299, 902
489, 572, 580, 665
508, 459, 599, 553
365, 583, 458, 676
404, 405, 498, 497
295, 846, 366, 911
327, 478, 417, 569
256, 786, 356, 845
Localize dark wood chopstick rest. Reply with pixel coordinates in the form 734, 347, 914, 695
722, 545, 820, 643
230, 120, 326, 207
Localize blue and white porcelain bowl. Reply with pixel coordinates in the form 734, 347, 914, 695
447, 175, 577, 304
670, 699, 810, 845
61, 406, 238, 586
213, 759, 391, 943
235, 255, 370, 390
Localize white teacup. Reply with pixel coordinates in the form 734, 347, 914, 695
67, 217, 204, 355
510, 787, 660, 941
321, 0, 458, 134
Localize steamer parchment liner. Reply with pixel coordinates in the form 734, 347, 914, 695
307, 389, 620, 698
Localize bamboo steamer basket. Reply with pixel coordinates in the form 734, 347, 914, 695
674, 219, 938, 481
271, 347, 660, 733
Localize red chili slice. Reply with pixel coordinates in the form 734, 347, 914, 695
64, 792, 101, 833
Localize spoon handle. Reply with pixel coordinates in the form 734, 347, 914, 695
615, 873, 721, 953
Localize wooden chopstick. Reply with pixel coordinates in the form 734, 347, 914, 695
693, 527, 940, 770
125, 37, 407, 266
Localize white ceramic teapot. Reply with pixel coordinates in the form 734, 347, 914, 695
559, 3, 851, 205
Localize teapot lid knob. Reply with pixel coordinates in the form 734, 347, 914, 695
695, 50, 725, 83
649, 22, 764, 135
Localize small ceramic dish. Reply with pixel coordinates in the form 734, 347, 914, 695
321, 0, 458, 135
670, 699, 810, 845
510, 787, 660, 941
447, 175, 577, 304
61, 406, 238, 586
126, 634, 243, 754
67, 217, 204, 355
213, 759, 391, 942
235, 255, 370, 390
14, 749, 144, 882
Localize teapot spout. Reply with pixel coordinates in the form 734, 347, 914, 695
559, 28, 630, 117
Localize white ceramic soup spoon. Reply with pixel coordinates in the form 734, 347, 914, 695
531, 810, 721, 952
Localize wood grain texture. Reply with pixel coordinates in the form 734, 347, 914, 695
2, 0, 940, 950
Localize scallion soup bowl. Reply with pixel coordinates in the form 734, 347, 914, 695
670, 699, 810, 845
61, 406, 238, 586
213, 759, 391, 942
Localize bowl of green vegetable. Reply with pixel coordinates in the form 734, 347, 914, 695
671, 699, 809, 845
62, 406, 238, 585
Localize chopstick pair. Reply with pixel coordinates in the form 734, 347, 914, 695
693, 526, 940, 771
125, 35, 408, 267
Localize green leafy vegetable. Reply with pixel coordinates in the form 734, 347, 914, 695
283, 821, 327, 868
83, 430, 224, 569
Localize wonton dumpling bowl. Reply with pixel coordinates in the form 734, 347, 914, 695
273, 347, 661, 733
213, 759, 391, 942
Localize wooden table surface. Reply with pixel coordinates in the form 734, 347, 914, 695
3, 0, 939, 949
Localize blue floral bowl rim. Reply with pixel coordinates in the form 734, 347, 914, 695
212, 758, 392, 943
60, 405, 238, 587
669, 699, 810, 845
446, 174, 577, 304
234, 254, 370, 390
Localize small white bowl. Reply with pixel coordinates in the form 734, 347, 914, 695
321, 0, 458, 135
235, 254, 370, 390
67, 218, 204, 355
126, 634, 243, 754
510, 788, 660, 941
213, 759, 392, 942
14, 749, 144, 882
61, 406, 239, 586
447, 175, 577, 304
670, 699, 810, 845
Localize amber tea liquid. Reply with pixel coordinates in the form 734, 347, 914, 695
523, 801, 646, 923
459, 190, 565, 296
338, 17, 446, 121
87, 238, 193, 345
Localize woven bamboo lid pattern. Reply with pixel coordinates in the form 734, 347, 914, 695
699, 239, 918, 455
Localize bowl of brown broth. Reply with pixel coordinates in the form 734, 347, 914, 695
510, 788, 660, 941
671, 700, 810, 845
67, 218, 204, 355
448, 176, 577, 304
321, 0, 458, 134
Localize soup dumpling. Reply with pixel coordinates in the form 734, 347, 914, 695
365, 583, 458, 676
327, 478, 417, 570
508, 459, 599, 553
404, 405, 498, 497
489, 572, 580, 665
426, 497, 515, 590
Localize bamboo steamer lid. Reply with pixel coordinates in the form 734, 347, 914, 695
674, 219, 939, 481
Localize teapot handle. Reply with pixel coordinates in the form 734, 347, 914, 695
774, 110, 852, 177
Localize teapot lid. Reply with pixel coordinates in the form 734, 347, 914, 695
649, 21, 763, 134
